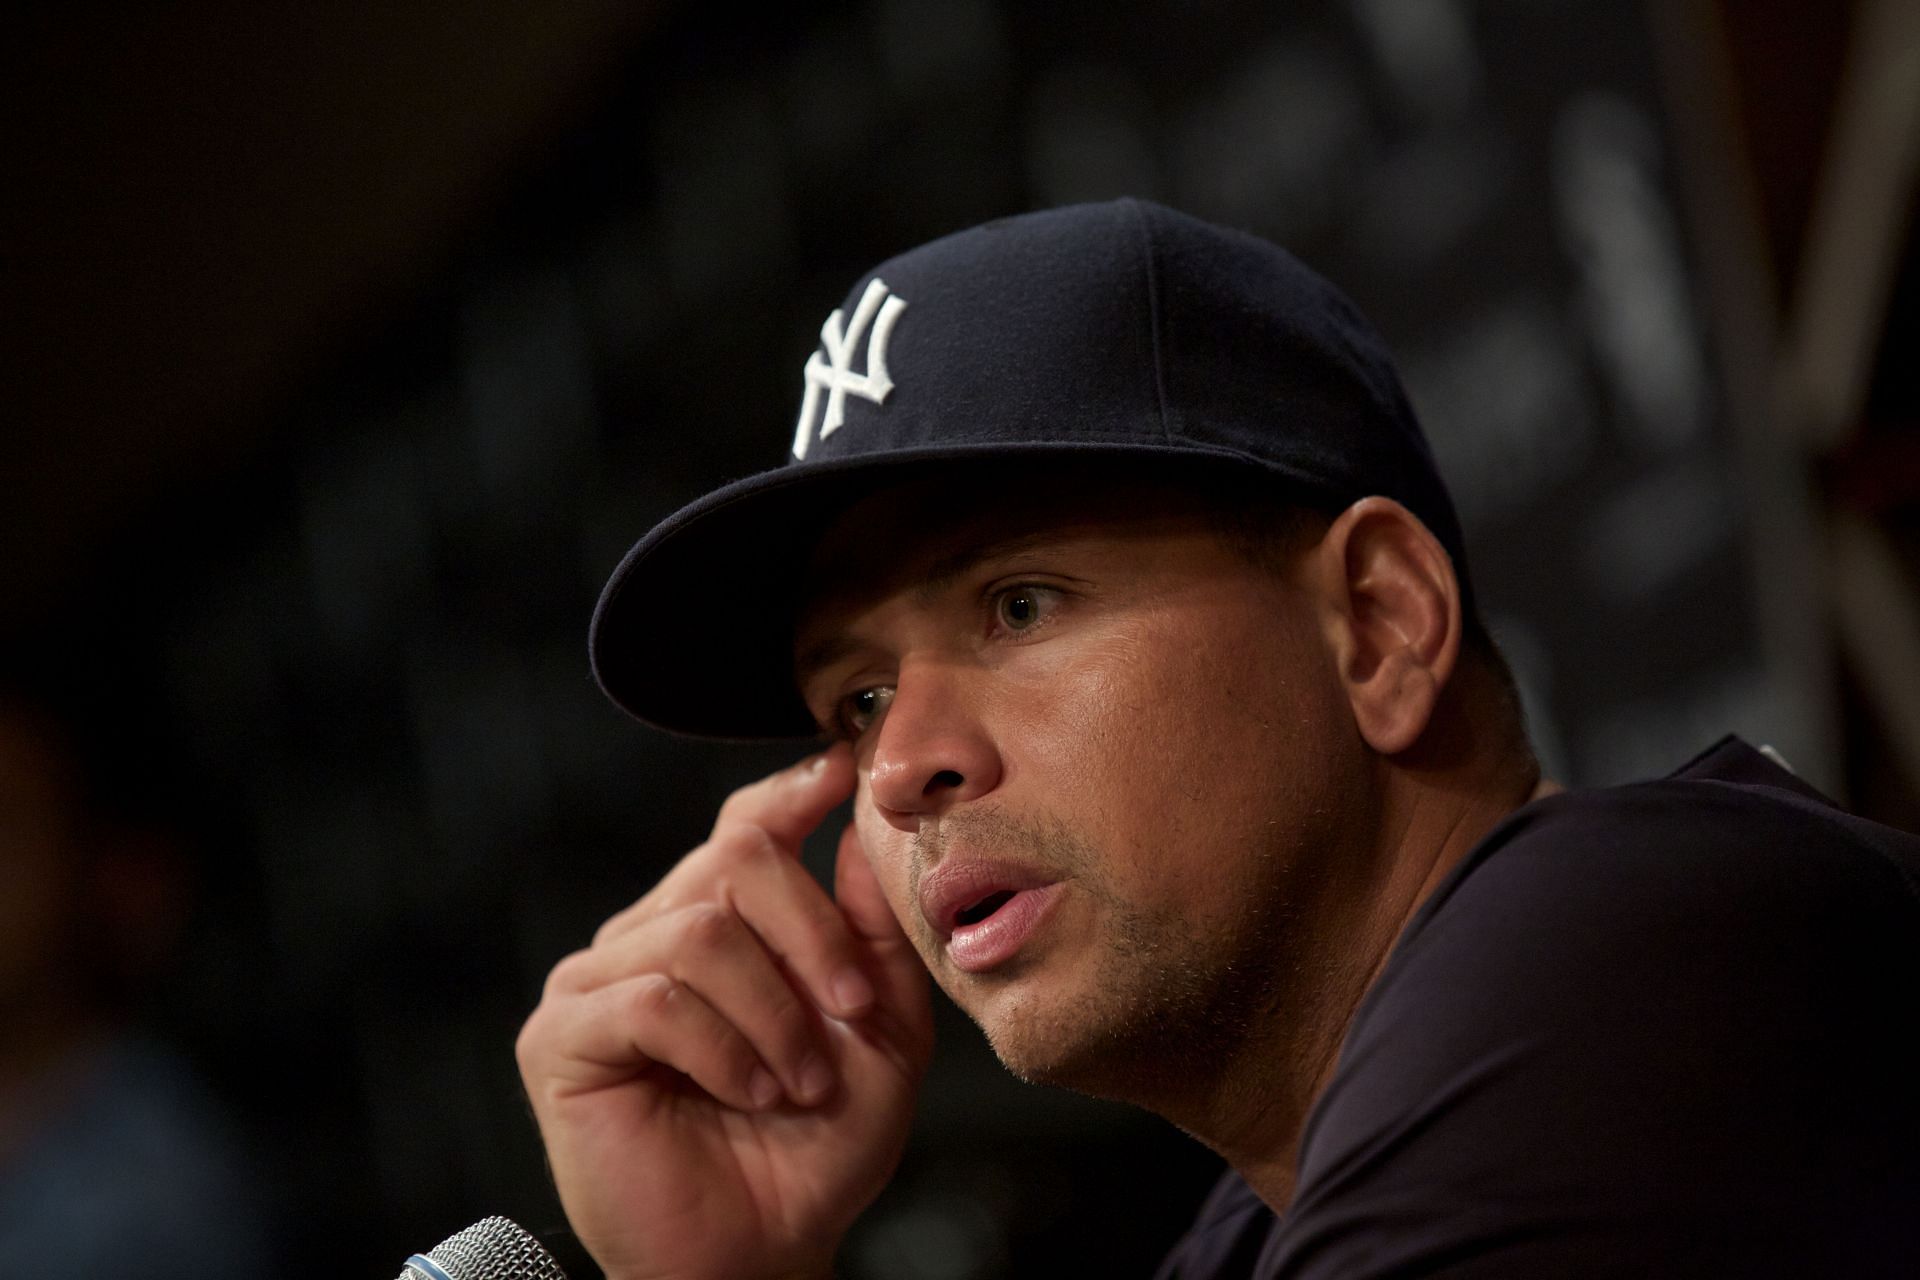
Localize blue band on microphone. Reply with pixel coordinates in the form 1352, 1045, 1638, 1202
405, 1255, 457, 1280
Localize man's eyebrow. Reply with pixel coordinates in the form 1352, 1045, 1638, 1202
793, 633, 862, 689
912, 531, 1063, 602
793, 531, 1071, 684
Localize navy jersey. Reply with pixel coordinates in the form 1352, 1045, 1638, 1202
1157, 738, 1920, 1277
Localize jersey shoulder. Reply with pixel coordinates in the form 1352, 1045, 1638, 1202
1411, 740, 1920, 966
1275, 742, 1920, 1276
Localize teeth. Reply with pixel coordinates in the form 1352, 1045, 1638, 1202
956, 890, 1015, 927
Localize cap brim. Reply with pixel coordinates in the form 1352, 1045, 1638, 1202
590, 439, 1337, 739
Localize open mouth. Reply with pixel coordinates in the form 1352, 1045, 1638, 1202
937, 880, 1065, 973
918, 859, 1058, 946
954, 890, 1017, 927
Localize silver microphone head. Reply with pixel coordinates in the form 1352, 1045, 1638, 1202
398, 1216, 569, 1280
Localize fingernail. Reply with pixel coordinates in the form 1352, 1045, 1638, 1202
798, 1054, 836, 1103
804, 753, 829, 776
749, 1067, 781, 1110
832, 966, 874, 1014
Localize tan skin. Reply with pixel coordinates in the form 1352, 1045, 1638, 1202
516, 480, 1545, 1279
514, 751, 930, 1280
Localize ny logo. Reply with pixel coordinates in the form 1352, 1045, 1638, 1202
791, 278, 909, 460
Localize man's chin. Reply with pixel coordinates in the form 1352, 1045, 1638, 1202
959, 980, 1084, 1079
973, 988, 1169, 1101
985, 1025, 1099, 1090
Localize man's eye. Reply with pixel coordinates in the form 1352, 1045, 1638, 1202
840, 685, 895, 735
994, 585, 1060, 633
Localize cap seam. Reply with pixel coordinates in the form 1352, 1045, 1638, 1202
1124, 198, 1174, 444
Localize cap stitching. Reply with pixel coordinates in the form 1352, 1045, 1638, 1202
1123, 198, 1174, 444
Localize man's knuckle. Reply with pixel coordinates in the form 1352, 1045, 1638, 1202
715, 781, 768, 825
627, 973, 678, 1019
544, 948, 593, 995
512, 1016, 542, 1072
704, 830, 747, 871
721, 821, 784, 864
678, 901, 738, 950
590, 907, 640, 947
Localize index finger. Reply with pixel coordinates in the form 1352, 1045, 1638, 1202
591, 745, 855, 947
712, 743, 855, 850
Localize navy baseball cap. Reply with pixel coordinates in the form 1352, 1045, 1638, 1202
591, 198, 1468, 739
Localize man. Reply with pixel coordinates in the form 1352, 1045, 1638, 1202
515, 199, 1920, 1277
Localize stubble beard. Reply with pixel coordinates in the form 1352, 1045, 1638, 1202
988, 873, 1301, 1113
916, 807, 1305, 1114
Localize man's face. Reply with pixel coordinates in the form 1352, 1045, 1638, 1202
794, 474, 1387, 1102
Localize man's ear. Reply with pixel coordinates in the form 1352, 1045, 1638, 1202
1311, 497, 1463, 756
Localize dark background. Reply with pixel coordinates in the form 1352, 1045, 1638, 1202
5, 1, 1917, 1275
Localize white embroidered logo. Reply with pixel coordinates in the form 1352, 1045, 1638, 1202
791, 278, 909, 460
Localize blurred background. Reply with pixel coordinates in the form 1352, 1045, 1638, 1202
4, 0, 1917, 1275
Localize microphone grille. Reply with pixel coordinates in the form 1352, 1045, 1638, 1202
399, 1216, 569, 1280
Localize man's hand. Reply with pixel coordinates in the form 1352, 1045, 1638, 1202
516, 745, 933, 1280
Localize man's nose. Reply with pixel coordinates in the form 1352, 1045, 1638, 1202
866, 661, 1002, 829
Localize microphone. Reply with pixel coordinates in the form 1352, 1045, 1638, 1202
398, 1217, 568, 1280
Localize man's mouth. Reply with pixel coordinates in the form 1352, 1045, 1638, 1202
918, 861, 1064, 973
954, 890, 1017, 926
